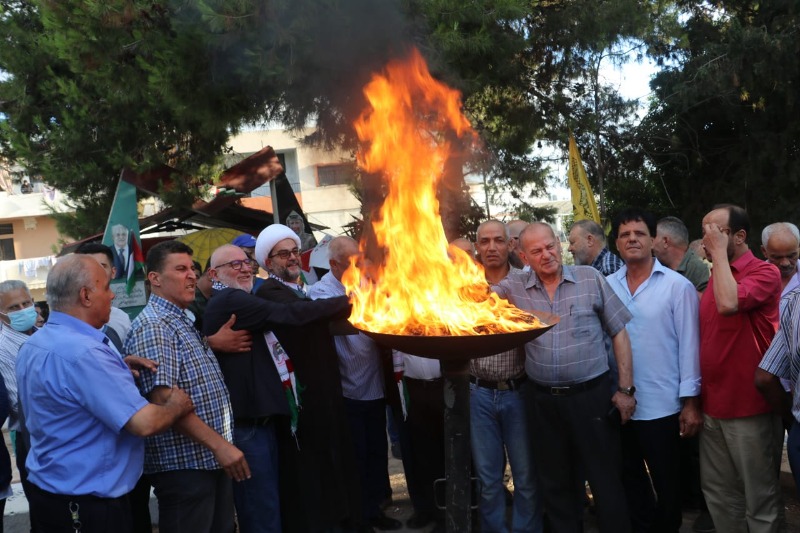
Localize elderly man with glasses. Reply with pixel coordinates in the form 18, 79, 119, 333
202, 243, 351, 533
252, 224, 365, 532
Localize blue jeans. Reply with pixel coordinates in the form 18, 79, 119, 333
232, 423, 280, 533
470, 383, 542, 533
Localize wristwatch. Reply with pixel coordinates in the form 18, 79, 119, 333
617, 386, 636, 396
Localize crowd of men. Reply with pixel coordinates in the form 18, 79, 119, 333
1, 202, 800, 533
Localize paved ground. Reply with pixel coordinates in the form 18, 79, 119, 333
380, 452, 800, 532
4, 428, 800, 532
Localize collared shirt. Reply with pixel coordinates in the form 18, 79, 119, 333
126, 295, 233, 473
107, 306, 132, 343
495, 265, 631, 386
759, 287, 800, 422
470, 267, 526, 381
676, 250, 710, 292
591, 247, 624, 277
17, 311, 147, 497
308, 272, 384, 400
700, 250, 780, 418
782, 269, 800, 297
608, 259, 701, 420
0, 322, 34, 430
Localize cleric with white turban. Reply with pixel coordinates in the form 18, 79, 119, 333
254, 224, 301, 269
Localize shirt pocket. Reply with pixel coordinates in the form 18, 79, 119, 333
570, 308, 598, 339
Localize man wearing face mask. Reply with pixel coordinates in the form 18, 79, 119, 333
0, 280, 41, 512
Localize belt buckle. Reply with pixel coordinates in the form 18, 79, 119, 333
550, 386, 570, 396
497, 380, 510, 391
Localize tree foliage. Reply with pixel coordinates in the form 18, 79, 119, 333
637, 0, 800, 240
0, 0, 685, 239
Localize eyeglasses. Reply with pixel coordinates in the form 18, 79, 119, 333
269, 248, 301, 260
214, 259, 259, 271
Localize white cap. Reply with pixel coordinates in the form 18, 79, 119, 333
255, 224, 301, 268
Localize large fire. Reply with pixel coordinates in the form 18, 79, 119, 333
342, 49, 543, 337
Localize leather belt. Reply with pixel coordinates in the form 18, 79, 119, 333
469, 375, 527, 391
233, 416, 272, 427
531, 372, 608, 396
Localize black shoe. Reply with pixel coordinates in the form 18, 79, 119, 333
692, 510, 715, 532
405, 513, 432, 529
370, 512, 401, 531
390, 441, 402, 459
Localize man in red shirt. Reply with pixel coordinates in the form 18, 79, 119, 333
699, 204, 783, 533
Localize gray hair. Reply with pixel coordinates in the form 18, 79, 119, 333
571, 219, 605, 243
761, 222, 800, 247
657, 216, 690, 247
0, 280, 31, 300
47, 255, 96, 312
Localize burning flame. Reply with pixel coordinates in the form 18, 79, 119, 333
342, 49, 543, 337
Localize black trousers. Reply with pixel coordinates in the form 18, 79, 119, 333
404, 377, 446, 519
150, 469, 234, 533
522, 376, 631, 533
621, 413, 682, 533
27, 482, 132, 533
344, 397, 390, 521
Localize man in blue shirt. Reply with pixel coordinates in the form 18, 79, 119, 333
608, 208, 702, 532
16, 255, 193, 532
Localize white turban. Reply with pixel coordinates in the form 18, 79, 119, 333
255, 224, 301, 268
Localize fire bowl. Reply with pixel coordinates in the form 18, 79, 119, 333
354, 310, 559, 360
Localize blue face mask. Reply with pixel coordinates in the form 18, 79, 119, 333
1, 305, 38, 332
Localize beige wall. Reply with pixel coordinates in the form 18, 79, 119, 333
8, 216, 62, 258
229, 128, 361, 237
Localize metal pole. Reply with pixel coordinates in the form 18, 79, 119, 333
441, 359, 472, 532
269, 179, 280, 224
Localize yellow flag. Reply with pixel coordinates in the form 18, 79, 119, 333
568, 133, 601, 224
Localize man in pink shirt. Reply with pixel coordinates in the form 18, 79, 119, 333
699, 204, 783, 533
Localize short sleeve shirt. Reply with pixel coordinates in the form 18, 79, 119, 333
126, 295, 233, 473
700, 251, 780, 418
496, 265, 631, 386
17, 312, 147, 497
759, 288, 800, 422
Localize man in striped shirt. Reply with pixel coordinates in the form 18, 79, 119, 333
470, 220, 541, 533
756, 288, 800, 493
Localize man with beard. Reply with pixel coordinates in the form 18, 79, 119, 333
203, 243, 351, 533
698, 205, 783, 532
253, 224, 363, 532
568, 219, 624, 276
